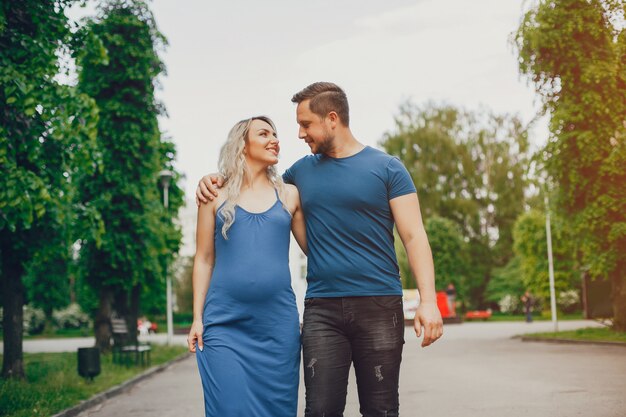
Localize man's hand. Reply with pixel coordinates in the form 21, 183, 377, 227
195, 173, 224, 206
414, 301, 443, 347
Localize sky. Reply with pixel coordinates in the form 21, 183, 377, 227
67, 0, 546, 200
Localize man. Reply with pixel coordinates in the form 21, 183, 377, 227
197, 82, 443, 417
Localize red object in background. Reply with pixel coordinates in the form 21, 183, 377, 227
464, 310, 492, 320
436, 291, 451, 318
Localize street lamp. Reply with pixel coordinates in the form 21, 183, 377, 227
544, 193, 558, 332
159, 169, 174, 345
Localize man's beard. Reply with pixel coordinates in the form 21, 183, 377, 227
313, 131, 335, 155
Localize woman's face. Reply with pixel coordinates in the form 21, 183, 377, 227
244, 119, 280, 167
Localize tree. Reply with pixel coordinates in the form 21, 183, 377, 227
173, 255, 194, 315
381, 103, 531, 308
74, 0, 183, 351
515, 0, 626, 330
513, 209, 578, 308
485, 256, 525, 309
0, 0, 99, 378
424, 217, 466, 296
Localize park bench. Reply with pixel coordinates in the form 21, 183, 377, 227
111, 317, 151, 367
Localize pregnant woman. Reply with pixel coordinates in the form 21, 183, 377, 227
187, 116, 306, 417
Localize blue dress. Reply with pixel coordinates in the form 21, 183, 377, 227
196, 194, 301, 417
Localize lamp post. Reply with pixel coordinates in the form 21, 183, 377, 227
159, 169, 174, 345
544, 194, 558, 332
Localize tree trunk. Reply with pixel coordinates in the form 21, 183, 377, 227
113, 286, 141, 345
94, 287, 113, 352
1, 244, 25, 379
611, 258, 626, 332
129, 284, 141, 344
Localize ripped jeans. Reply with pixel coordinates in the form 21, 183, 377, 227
302, 296, 405, 417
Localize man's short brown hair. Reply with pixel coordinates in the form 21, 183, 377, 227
291, 82, 350, 126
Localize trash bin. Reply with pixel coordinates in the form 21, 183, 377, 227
78, 347, 101, 381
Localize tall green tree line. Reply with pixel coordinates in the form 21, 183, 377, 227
0, 0, 100, 378
1, 0, 184, 377
515, 0, 626, 330
382, 103, 531, 308
74, 0, 183, 351
513, 208, 578, 303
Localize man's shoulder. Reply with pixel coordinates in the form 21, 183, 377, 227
360, 146, 401, 167
288, 154, 322, 171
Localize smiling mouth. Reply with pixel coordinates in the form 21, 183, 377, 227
267, 148, 279, 156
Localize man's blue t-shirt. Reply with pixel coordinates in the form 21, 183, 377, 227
283, 146, 416, 298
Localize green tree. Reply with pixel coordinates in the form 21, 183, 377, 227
74, 0, 183, 350
173, 255, 194, 315
381, 103, 531, 308
424, 217, 466, 296
485, 256, 525, 308
513, 209, 578, 307
0, 0, 99, 378
23, 239, 72, 326
515, 0, 626, 330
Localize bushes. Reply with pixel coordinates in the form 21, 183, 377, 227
22, 306, 46, 335
0, 303, 90, 335
497, 290, 580, 315
52, 303, 90, 330
498, 294, 521, 314
557, 290, 580, 314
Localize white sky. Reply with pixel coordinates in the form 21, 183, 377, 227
68, 0, 546, 200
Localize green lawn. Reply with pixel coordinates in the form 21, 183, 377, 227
487, 312, 584, 322
15, 319, 192, 339
24, 328, 94, 339
0, 345, 188, 417
522, 326, 626, 343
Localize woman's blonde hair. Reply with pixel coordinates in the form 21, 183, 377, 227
218, 116, 289, 238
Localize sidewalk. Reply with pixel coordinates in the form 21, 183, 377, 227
73, 354, 204, 417
0, 333, 188, 354
66, 320, 626, 417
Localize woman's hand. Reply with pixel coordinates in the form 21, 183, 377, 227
187, 320, 204, 353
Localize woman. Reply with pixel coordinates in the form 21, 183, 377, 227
187, 116, 306, 417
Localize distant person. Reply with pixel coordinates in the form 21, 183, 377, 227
197, 82, 443, 417
521, 290, 533, 323
137, 316, 152, 336
446, 282, 457, 317
187, 116, 307, 417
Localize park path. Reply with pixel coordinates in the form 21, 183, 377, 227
53, 320, 626, 417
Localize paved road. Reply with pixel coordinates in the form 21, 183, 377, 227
59, 320, 626, 417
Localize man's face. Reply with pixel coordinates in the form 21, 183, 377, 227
295, 100, 334, 155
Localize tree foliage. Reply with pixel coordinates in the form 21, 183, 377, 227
0, 0, 99, 378
381, 103, 531, 308
424, 217, 466, 294
514, 0, 626, 330
513, 209, 578, 306
485, 256, 525, 308
74, 0, 183, 350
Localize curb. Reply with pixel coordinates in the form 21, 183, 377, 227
51, 352, 193, 417
518, 336, 626, 348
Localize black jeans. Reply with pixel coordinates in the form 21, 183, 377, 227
302, 296, 405, 417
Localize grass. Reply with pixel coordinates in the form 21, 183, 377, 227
14, 319, 192, 339
522, 326, 626, 343
486, 311, 584, 322
0, 344, 188, 417
24, 328, 93, 340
